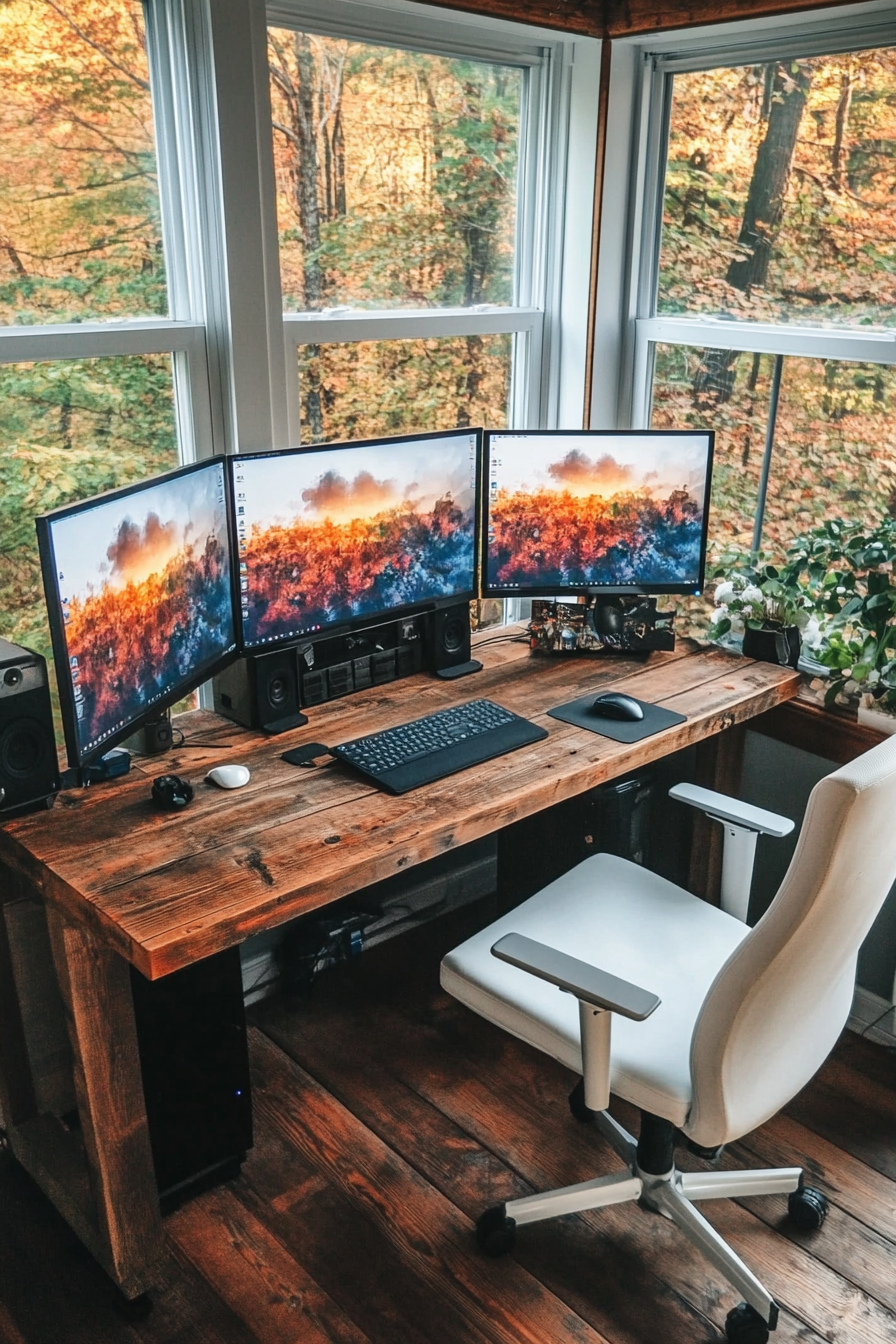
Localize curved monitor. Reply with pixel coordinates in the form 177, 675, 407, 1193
37, 458, 238, 770
231, 428, 481, 649
482, 429, 714, 597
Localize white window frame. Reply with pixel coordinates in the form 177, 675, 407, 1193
263, 0, 602, 441
591, 0, 896, 438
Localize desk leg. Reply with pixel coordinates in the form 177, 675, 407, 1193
42, 908, 164, 1298
688, 724, 746, 907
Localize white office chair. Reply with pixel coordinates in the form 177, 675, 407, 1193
441, 735, 896, 1344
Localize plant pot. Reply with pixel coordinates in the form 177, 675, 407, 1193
742, 623, 801, 669
857, 701, 896, 736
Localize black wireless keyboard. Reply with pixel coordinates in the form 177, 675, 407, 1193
332, 698, 548, 794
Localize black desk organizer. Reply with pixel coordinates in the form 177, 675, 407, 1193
296, 611, 427, 707
528, 596, 676, 657
214, 611, 430, 732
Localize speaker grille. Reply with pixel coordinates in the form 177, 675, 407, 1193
442, 615, 466, 655
266, 672, 291, 709
0, 717, 52, 781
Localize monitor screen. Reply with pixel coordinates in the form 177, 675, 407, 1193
231, 429, 481, 648
482, 429, 714, 596
37, 458, 238, 769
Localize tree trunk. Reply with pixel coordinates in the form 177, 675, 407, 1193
293, 32, 324, 440
831, 65, 854, 191
294, 31, 322, 311
332, 107, 346, 218
726, 60, 812, 295
693, 348, 740, 406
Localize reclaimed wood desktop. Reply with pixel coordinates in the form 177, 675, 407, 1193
0, 634, 799, 1297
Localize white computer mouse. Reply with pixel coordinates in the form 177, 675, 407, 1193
205, 764, 251, 789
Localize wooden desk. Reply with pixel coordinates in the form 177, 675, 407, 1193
0, 635, 799, 1298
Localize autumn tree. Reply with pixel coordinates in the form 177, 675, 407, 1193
0, 0, 177, 665
268, 31, 521, 442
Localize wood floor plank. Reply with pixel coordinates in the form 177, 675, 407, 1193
247, 1026, 612, 1344
3, 897, 896, 1344
253, 991, 830, 1343
167, 1186, 371, 1344
735, 1111, 896, 1241
251, 1012, 718, 1344
263, 961, 893, 1344
238, 1139, 499, 1344
785, 1042, 896, 1182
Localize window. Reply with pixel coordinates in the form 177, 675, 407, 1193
0, 0, 213, 709
265, 0, 599, 445
598, 7, 896, 629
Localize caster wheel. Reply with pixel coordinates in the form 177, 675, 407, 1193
475, 1205, 517, 1257
725, 1301, 770, 1344
568, 1079, 594, 1124
111, 1289, 153, 1321
685, 1137, 724, 1161
787, 1184, 828, 1231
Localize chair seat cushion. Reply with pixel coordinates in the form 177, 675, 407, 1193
441, 853, 749, 1126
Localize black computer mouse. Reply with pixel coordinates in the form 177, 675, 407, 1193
587, 692, 644, 722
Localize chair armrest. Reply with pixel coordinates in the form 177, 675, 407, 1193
669, 783, 794, 838
491, 933, 660, 1020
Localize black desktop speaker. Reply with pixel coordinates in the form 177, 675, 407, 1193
213, 648, 307, 733
428, 602, 482, 680
0, 638, 61, 817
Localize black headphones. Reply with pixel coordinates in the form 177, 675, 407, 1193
151, 774, 194, 810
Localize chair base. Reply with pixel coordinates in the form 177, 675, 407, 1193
480, 1108, 817, 1339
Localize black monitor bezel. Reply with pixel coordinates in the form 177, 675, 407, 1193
36, 456, 240, 772
229, 427, 483, 652
480, 428, 715, 599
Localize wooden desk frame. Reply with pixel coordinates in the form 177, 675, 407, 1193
0, 635, 801, 1296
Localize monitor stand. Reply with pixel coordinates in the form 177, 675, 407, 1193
436, 659, 483, 680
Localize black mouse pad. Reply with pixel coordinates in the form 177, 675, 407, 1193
547, 693, 687, 743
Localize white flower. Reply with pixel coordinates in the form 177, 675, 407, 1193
729, 613, 745, 634
710, 607, 727, 624
740, 584, 764, 606
714, 581, 734, 603
802, 618, 822, 650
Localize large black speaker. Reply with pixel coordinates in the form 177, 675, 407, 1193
212, 648, 307, 733
0, 638, 61, 817
428, 603, 482, 680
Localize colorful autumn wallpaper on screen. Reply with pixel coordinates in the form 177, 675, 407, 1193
49, 467, 235, 755
235, 437, 477, 644
486, 435, 710, 590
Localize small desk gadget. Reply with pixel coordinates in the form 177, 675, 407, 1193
0, 634, 799, 1298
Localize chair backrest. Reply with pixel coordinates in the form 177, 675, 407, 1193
686, 733, 896, 1148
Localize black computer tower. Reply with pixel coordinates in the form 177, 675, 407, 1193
130, 946, 253, 1208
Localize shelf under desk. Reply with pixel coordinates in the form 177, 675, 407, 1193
0, 633, 799, 1297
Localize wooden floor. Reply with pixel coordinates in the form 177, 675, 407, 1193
2, 907, 896, 1344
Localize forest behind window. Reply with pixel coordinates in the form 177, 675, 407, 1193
0, 0, 178, 695
658, 48, 896, 328
651, 46, 896, 626
268, 29, 523, 443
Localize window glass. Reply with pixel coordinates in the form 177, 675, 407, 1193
1, 355, 178, 693
657, 49, 896, 328
269, 29, 524, 313
651, 342, 772, 563
0, 0, 167, 326
759, 357, 896, 551
297, 334, 512, 443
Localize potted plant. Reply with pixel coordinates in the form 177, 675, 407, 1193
708, 552, 820, 669
781, 517, 896, 724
